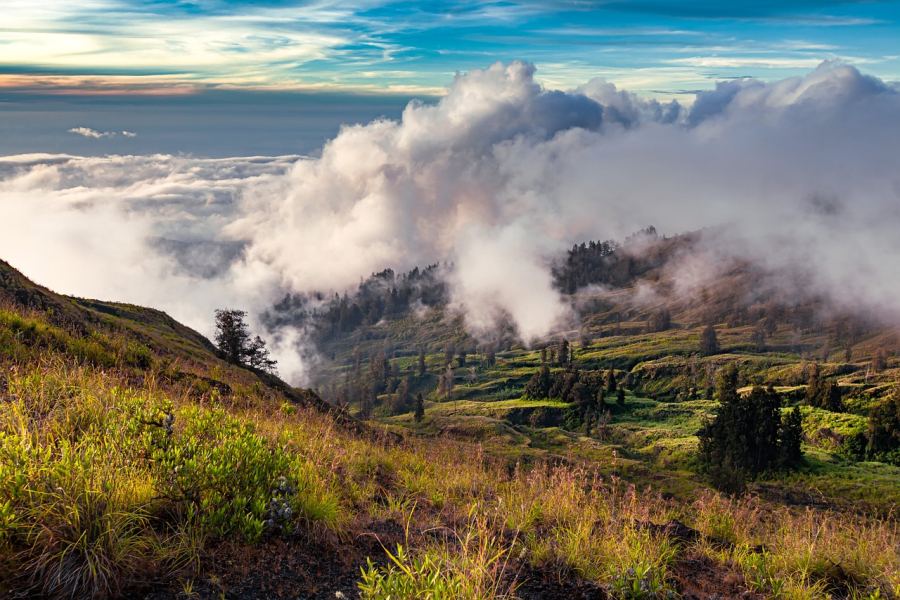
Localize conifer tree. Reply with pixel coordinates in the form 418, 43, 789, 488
699, 366, 800, 490
699, 324, 719, 356
418, 348, 427, 377
605, 368, 617, 393
779, 406, 804, 467
558, 339, 570, 365
414, 392, 425, 423
524, 365, 552, 399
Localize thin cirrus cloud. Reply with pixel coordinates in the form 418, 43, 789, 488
68, 127, 136, 139
0, 0, 898, 97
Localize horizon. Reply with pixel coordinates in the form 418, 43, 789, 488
4, 1, 900, 155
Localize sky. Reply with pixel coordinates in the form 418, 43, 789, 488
3, 0, 900, 155
3, 2, 900, 380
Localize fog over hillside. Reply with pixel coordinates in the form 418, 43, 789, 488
2, 61, 899, 382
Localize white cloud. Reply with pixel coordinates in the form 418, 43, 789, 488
4, 61, 900, 382
68, 127, 137, 139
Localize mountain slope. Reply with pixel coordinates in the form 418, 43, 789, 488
1, 259, 897, 600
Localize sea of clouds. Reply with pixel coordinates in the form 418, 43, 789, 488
2, 61, 899, 382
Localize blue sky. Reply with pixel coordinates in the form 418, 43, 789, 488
3, 0, 900, 155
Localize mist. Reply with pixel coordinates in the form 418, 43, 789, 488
2, 61, 900, 383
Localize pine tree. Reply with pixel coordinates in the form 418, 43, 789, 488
605, 368, 617, 393
617, 388, 626, 407
245, 335, 277, 373
439, 363, 454, 400
414, 392, 425, 423
805, 363, 823, 405
558, 339, 570, 366
524, 365, 552, 399
821, 381, 844, 412
214, 309, 251, 364
418, 348, 427, 377
699, 366, 798, 490
393, 376, 411, 415
699, 325, 719, 356
779, 406, 804, 467
214, 309, 277, 372
750, 323, 766, 352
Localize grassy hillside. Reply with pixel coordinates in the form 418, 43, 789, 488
1, 260, 898, 599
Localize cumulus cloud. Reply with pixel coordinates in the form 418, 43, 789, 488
68, 127, 137, 139
3, 60, 900, 382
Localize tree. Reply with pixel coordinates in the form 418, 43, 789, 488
215, 309, 251, 364
866, 390, 900, 462
418, 348, 427, 377
806, 364, 844, 412
245, 335, 277, 373
872, 349, 887, 373
414, 392, 425, 423
557, 339, 570, 366
605, 368, 617, 393
444, 344, 456, 366
699, 366, 798, 491
805, 363, 824, 405
699, 325, 719, 356
524, 365, 552, 399
214, 309, 277, 373
616, 388, 626, 407
439, 363, 454, 400
779, 406, 804, 467
392, 376, 411, 415
540, 347, 547, 364
750, 323, 767, 352
647, 308, 671, 333
820, 381, 844, 412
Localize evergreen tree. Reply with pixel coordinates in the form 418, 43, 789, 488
779, 406, 804, 467
750, 323, 767, 352
805, 363, 824, 405
393, 376, 411, 415
414, 392, 425, 423
699, 366, 798, 491
418, 348, 427, 377
245, 335, 277, 373
605, 368, 617, 393
647, 308, 672, 333
821, 381, 844, 412
214, 309, 277, 372
214, 309, 251, 364
558, 339, 570, 365
616, 388, 626, 407
699, 325, 719, 356
439, 363, 454, 400
866, 389, 900, 461
524, 365, 552, 399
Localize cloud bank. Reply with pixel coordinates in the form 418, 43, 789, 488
3, 61, 900, 381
